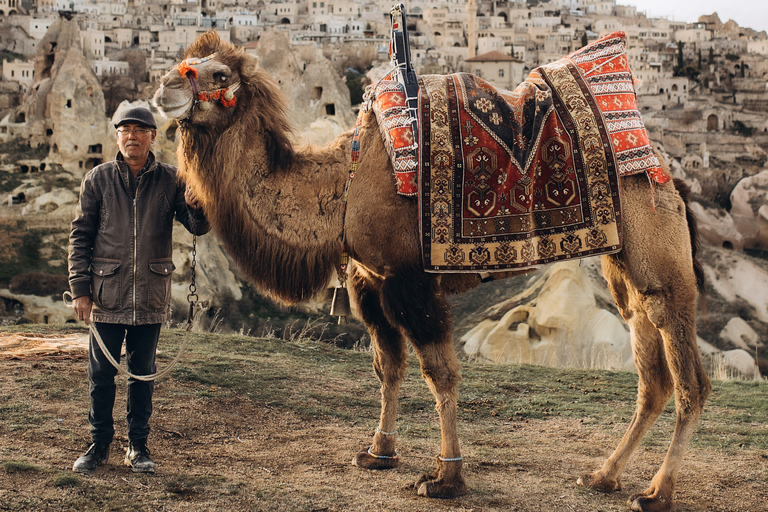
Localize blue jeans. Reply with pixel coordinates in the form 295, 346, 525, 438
88, 323, 161, 443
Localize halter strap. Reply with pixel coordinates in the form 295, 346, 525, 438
177, 53, 239, 110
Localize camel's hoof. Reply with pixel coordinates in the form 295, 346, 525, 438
351, 449, 400, 470
577, 472, 621, 493
415, 475, 468, 499
628, 494, 675, 512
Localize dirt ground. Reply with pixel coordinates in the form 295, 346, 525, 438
1, 332, 767, 512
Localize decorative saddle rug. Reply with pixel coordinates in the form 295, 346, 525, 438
368, 31, 670, 272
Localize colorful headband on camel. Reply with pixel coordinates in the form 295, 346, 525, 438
177, 53, 217, 79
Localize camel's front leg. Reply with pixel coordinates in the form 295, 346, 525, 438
352, 336, 407, 470
348, 266, 407, 470
414, 342, 466, 498
377, 268, 467, 498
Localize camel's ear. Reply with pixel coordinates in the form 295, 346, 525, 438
240, 53, 259, 82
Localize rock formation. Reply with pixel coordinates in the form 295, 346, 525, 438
10, 13, 109, 177
461, 259, 634, 371
730, 170, 768, 250
253, 29, 357, 144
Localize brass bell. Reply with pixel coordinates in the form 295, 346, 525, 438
330, 286, 351, 325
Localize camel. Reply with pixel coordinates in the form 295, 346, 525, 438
153, 32, 711, 512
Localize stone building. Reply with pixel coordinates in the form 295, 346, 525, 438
465, 50, 524, 90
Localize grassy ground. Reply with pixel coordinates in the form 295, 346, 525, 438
1, 324, 767, 511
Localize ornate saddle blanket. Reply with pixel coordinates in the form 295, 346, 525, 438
369, 32, 669, 272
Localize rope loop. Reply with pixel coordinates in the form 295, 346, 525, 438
367, 446, 398, 459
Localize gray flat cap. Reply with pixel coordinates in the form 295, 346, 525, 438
114, 107, 157, 129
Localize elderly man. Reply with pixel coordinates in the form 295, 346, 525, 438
68, 106, 210, 474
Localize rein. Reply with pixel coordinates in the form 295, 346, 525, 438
63, 291, 203, 382
178, 53, 240, 113
62, 229, 204, 382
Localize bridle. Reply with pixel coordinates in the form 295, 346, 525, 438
177, 53, 241, 114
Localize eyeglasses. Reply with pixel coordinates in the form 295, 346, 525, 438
117, 128, 153, 136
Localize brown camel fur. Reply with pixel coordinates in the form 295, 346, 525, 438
153, 32, 711, 511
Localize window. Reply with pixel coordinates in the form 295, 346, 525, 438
499, 69, 504, 78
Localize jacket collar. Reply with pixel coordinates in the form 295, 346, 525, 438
115, 151, 157, 190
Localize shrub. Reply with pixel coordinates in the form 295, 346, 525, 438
9, 272, 69, 296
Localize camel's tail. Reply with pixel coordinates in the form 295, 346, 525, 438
673, 178, 706, 300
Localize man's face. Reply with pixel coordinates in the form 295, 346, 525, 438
116, 122, 156, 164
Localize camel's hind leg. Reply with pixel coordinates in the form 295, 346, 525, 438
378, 267, 467, 499
579, 176, 711, 512
348, 263, 408, 470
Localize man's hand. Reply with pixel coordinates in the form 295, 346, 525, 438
73, 296, 93, 326
185, 185, 202, 210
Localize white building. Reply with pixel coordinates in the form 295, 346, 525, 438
2, 59, 34, 89
747, 40, 768, 55
465, 50, 525, 90
675, 28, 712, 44
90, 58, 130, 77
81, 30, 105, 59
0, 0, 20, 15
27, 17, 56, 40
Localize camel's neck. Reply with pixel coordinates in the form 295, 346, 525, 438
181, 122, 353, 304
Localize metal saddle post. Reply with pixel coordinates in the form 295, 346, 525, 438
389, 3, 419, 134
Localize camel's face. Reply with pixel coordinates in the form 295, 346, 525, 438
153, 58, 243, 124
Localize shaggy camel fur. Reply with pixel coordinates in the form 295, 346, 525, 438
153, 32, 711, 511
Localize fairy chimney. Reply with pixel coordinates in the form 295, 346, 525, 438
17, 12, 108, 176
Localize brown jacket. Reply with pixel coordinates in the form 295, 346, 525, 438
68, 152, 210, 325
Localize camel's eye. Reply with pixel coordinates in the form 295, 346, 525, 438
213, 72, 229, 83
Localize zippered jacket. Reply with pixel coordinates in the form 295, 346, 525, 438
68, 152, 211, 325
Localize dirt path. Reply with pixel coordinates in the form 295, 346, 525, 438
1, 335, 766, 511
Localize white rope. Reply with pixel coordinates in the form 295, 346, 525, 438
89, 321, 194, 382
64, 291, 197, 382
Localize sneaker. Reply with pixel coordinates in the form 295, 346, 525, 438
124, 439, 156, 473
73, 442, 111, 474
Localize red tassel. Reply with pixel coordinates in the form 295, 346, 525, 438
178, 61, 198, 78
220, 95, 237, 108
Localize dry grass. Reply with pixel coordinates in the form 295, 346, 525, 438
1, 324, 767, 511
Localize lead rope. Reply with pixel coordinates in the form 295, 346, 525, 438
63, 236, 201, 382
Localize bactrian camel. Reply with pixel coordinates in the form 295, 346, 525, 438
153, 31, 711, 511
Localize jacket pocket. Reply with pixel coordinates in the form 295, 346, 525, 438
91, 259, 121, 310
148, 259, 175, 311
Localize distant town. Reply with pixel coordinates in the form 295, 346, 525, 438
1, 0, 767, 95
1, 0, 767, 174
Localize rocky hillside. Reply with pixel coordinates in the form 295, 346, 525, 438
0, 24, 765, 379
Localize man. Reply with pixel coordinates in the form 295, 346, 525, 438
68, 106, 210, 474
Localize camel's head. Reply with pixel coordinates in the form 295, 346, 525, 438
153, 31, 261, 126
153, 31, 295, 173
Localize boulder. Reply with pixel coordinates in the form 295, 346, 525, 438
719, 317, 760, 351
25, 188, 77, 215
716, 349, 763, 380
730, 170, 768, 250
460, 259, 634, 371
702, 252, 768, 322
0, 289, 75, 324
689, 201, 744, 250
